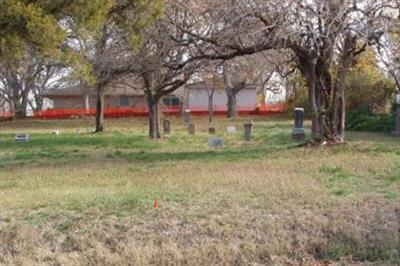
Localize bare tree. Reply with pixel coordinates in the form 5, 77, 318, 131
170, 0, 397, 143
0, 53, 65, 118
124, 16, 203, 138
377, 11, 400, 94
63, 0, 163, 132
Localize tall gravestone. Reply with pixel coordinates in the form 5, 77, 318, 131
393, 108, 400, 137
243, 121, 253, 142
292, 108, 305, 140
188, 123, 196, 135
393, 94, 400, 137
208, 127, 216, 135
183, 109, 192, 127
163, 119, 171, 135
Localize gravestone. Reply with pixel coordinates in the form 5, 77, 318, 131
393, 94, 400, 137
208, 127, 216, 135
243, 121, 253, 141
292, 108, 306, 140
52, 130, 61, 135
188, 123, 196, 135
15, 133, 29, 143
227, 126, 237, 134
208, 136, 224, 148
183, 109, 192, 127
163, 119, 171, 134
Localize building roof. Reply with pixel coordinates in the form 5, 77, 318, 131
43, 83, 145, 97
186, 84, 257, 91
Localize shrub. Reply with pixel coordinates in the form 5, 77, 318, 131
346, 107, 395, 133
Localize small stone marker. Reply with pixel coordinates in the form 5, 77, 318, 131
15, 133, 29, 143
188, 123, 196, 135
183, 109, 192, 127
163, 119, 171, 134
208, 127, 216, 135
243, 121, 253, 142
52, 130, 60, 135
227, 126, 237, 134
292, 108, 306, 140
393, 95, 400, 137
208, 136, 224, 148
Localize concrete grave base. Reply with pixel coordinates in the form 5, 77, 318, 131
292, 128, 306, 140
392, 130, 400, 137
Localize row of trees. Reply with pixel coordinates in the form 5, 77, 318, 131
1, 0, 400, 143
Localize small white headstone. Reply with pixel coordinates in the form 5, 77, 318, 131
15, 133, 29, 143
226, 126, 237, 134
52, 130, 60, 135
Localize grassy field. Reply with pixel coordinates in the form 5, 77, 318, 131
0, 116, 399, 265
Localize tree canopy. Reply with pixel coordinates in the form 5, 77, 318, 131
0, 0, 116, 59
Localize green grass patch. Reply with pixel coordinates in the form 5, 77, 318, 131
318, 164, 356, 196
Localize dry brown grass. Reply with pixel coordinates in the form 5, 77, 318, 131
0, 117, 399, 265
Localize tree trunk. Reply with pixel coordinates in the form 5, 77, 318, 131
13, 97, 28, 118
227, 92, 237, 118
299, 54, 323, 141
208, 89, 214, 123
95, 89, 105, 132
11, 84, 28, 119
333, 76, 346, 143
35, 96, 44, 111
308, 65, 323, 140
9, 101, 14, 113
333, 34, 356, 143
83, 94, 90, 111
147, 94, 161, 139
14, 103, 27, 118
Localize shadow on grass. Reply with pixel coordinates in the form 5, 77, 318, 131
0, 133, 159, 150
120, 145, 291, 163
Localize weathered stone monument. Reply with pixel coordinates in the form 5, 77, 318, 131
243, 121, 253, 141
183, 109, 192, 127
208, 136, 224, 148
227, 126, 237, 134
208, 127, 216, 135
52, 130, 61, 135
393, 93, 400, 137
292, 108, 306, 140
188, 123, 196, 135
163, 119, 171, 134
15, 133, 29, 143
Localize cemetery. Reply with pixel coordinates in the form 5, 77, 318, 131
0, 115, 400, 265
1, 0, 400, 265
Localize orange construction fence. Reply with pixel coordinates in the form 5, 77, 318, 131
1, 104, 286, 120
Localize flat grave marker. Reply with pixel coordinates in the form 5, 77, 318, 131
208, 136, 224, 148
15, 133, 29, 143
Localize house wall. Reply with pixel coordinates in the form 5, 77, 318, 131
187, 88, 258, 110
52, 97, 87, 109
51, 96, 147, 110
105, 96, 147, 109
